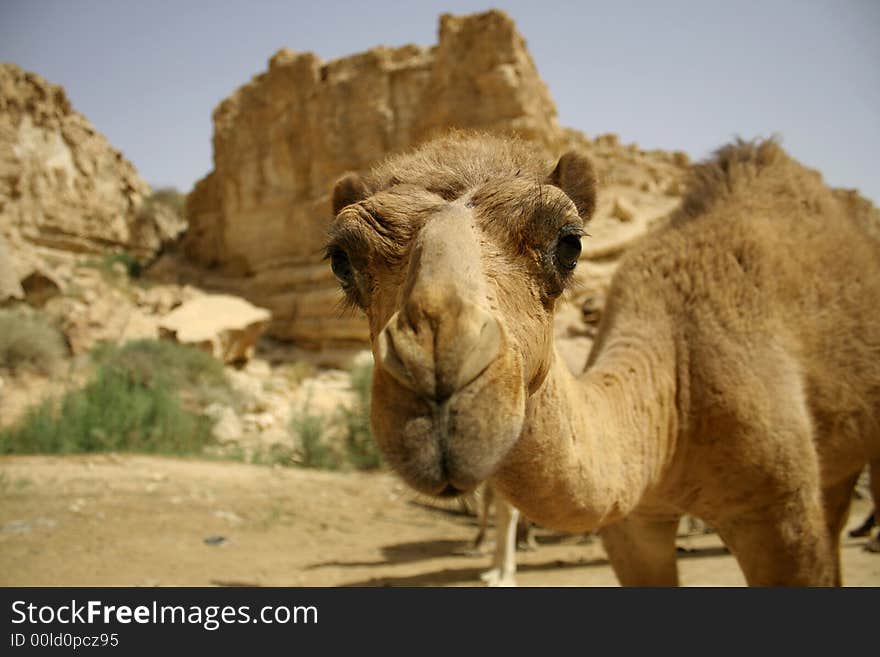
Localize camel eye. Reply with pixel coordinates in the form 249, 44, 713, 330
330, 249, 354, 284
555, 233, 582, 271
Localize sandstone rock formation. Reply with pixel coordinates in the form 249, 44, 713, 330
158, 294, 271, 364
182, 10, 690, 359
0, 237, 24, 303
0, 63, 180, 261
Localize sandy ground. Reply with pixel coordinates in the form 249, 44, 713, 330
1, 454, 877, 587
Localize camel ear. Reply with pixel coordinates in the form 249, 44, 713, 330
332, 173, 370, 216
547, 151, 597, 221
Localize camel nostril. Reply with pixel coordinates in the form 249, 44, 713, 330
452, 312, 502, 391
376, 321, 417, 392
375, 307, 502, 402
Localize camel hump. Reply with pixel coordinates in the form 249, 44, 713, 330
675, 138, 833, 224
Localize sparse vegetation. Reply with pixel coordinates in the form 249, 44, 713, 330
90, 339, 229, 404
252, 443, 299, 468
106, 251, 143, 278
289, 359, 381, 471
81, 251, 142, 280
340, 359, 381, 470
0, 339, 228, 456
269, 361, 316, 392
0, 309, 66, 374
140, 187, 185, 217
290, 394, 340, 470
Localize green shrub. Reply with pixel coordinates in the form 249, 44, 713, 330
0, 339, 228, 456
289, 359, 380, 471
290, 396, 341, 470
106, 252, 142, 278
252, 443, 298, 467
0, 366, 213, 455
340, 359, 381, 470
90, 339, 229, 405
0, 309, 66, 374
80, 251, 142, 281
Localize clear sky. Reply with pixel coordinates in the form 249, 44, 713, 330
1, 0, 878, 204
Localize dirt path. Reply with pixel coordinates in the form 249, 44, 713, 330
1, 455, 878, 587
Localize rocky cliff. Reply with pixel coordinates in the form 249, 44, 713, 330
182, 10, 689, 360
0, 63, 181, 264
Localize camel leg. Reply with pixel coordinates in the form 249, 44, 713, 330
867, 461, 880, 553
849, 462, 878, 538
516, 514, 537, 551
471, 483, 494, 554
822, 473, 859, 585
872, 461, 880, 526
715, 490, 836, 586
600, 514, 680, 586
481, 497, 518, 587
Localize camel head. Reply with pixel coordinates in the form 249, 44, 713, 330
326, 134, 596, 497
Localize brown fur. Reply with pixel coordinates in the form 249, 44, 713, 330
327, 132, 880, 586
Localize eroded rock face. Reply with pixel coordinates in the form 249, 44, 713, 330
0, 63, 175, 260
182, 10, 691, 355
0, 237, 24, 303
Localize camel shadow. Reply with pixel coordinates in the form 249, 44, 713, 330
324, 539, 732, 586
336, 556, 613, 587
306, 539, 476, 569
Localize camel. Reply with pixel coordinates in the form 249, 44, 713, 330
326, 133, 880, 586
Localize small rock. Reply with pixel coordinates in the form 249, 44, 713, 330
225, 369, 266, 412
242, 412, 275, 431
203, 535, 227, 546
3, 517, 58, 533
206, 404, 242, 443
213, 510, 243, 525
243, 358, 272, 378
611, 196, 637, 222
3, 520, 32, 534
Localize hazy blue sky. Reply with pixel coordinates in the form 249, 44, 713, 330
2, 1, 877, 203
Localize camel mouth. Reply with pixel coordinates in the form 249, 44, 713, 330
370, 337, 527, 503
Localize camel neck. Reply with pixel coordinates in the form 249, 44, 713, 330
494, 328, 679, 533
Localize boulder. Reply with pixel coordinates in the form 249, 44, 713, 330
158, 294, 271, 364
